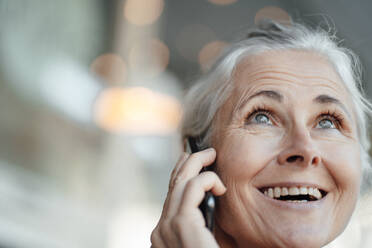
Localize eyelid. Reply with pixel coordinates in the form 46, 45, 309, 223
317, 111, 344, 126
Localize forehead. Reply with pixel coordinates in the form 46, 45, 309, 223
230, 49, 351, 103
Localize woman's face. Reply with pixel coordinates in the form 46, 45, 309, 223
213, 50, 362, 248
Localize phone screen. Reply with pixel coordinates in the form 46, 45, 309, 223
187, 137, 215, 232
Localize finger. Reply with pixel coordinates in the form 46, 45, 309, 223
179, 171, 226, 213
158, 222, 178, 248
164, 149, 216, 219
162, 180, 187, 219
174, 148, 216, 184
161, 153, 190, 219
169, 152, 190, 190
172, 216, 219, 247
150, 226, 168, 248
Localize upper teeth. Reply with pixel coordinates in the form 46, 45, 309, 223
263, 186, 323, 200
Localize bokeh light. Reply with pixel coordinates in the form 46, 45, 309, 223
124, 0, 164, 26
207, 0, 237, 5
175, 24, 216, 62
90, 53, 127, 85
129, 38, 170, 77
198, 40, 227, 72
94, 87, 182, 135
254, 6, 292, 25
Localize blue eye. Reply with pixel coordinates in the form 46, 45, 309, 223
245, 108, 274, 126
316, 118, 336, 129
251, 113, 273, 125
255, 114, 271, 124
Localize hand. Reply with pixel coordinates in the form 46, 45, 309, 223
150, 148, 227, 248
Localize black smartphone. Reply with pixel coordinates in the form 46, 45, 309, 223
187, 136, 215, 232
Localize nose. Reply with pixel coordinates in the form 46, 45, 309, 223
277, 127, 321, 167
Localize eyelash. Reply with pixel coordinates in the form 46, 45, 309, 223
317, 110, 344, 128
245, 106, 276, 125
245, 107, 345, 129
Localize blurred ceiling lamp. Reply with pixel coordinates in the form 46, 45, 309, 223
90, 53, 127, 85
207, 0, 237, 5
129, 38, 170, 77
94, 87, 182, 135
176, 24, 216, 62
198, 40, 227, 72
254, 6, 292, 25
124, 0, 164, 26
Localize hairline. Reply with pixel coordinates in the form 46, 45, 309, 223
181, 21, 372, 187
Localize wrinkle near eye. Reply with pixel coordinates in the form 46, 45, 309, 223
311, 130, 358, 143
313, 107, 356, 136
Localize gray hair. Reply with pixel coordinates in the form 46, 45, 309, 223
181, 20, 372, 187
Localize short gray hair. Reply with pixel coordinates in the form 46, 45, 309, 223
181, 20, 372, 186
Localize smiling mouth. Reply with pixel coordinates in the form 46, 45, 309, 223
258, 186, 328, 202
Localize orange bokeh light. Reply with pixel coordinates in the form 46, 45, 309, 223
124, 0, 164, 26
90, 53, 127, 85
129, 38, 170, 77
255, 6, 292, 25
198, 40, 227, 72
208, 0, 237, 5
94, 87, 182, 134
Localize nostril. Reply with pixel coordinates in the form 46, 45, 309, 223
312, 156, 320, 165
287, 155, 304, 163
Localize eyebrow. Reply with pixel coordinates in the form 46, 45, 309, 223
236, 90, 282, 113
314, 94, 351, 118
248, 90, 283, 102
236, 90, 351, 118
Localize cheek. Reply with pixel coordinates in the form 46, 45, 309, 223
320, 141, 361, 191
217, 131, 282, 181
319, 141, 361, 237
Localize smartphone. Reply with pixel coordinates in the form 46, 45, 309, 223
187, 136, 215, 232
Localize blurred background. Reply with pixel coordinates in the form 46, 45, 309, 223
1, 0, 372, 247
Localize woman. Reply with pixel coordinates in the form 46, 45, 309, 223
151, 20, 372, 247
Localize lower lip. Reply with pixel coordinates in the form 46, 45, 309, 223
254, 188, 328, 211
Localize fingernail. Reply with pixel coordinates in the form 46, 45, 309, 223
223, 185, 227, 191
206, 147, 215, 152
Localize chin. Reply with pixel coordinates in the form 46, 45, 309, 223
278, 232, 326, 248
267, 225, 334, 248
233, 217, 337, 248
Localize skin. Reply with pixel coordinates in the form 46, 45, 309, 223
151, 50, 362, 248
213, 50, 362, 247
